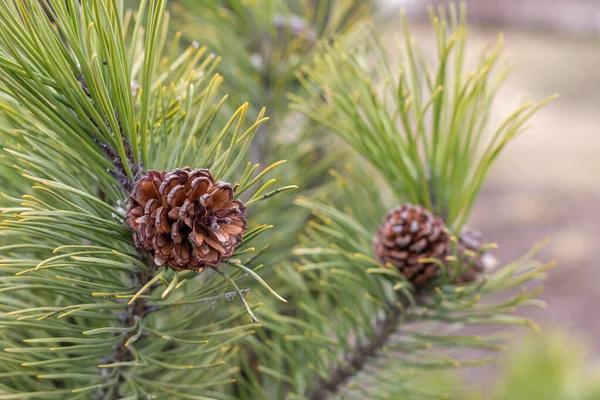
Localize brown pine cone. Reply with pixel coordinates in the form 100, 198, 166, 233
373, 205, 491, 286
126, 168, 247, 270
373, 204, 450, 286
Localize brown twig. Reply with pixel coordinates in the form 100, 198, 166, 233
305, 305, 402, 400
102, 256, 158, 400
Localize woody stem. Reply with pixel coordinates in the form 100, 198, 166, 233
305, 304, 403, 400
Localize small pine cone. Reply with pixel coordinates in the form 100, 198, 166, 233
126, 168, 247, 270
373, 204, 450, 286
374, 205, 491, 286
453, 227, 491, 284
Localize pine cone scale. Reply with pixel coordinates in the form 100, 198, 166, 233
155, 206, 170, 233
167, 185, 186, 207
188, 177, 211, 201
126, 168, 247, 270
134, 176, 160, 207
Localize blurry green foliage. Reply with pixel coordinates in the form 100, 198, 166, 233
421, 329, 600, 400
491, 330, 600, 400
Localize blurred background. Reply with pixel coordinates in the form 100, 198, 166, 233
383, 0, 600, 396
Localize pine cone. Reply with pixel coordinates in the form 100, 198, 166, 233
453, 227, 489, 284
373, 204, 450, 286
373, 204, 490, 286
126, 168, 247, 270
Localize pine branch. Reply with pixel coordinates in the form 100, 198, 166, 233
78, 69, 150, 399
306, 304, 402, 400
76, 72, 141, 195
74, 57, 150, 400
289, 4, 556, 229
101, 254, 157, 400
0, 1, 293, 397
173, 0, 370, 163
76, 71, 151, 398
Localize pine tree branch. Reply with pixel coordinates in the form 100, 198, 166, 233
75, 72, 152, 399
100, 255, 158, 400
76, 72, 142, 195
305, 303, 403, 400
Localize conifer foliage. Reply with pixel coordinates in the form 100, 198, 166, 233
0, 1, 555, 399
0, 1, 289, 398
